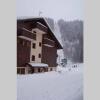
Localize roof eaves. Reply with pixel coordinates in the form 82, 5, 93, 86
17, 17, 63, 49
43, 18, 63, 49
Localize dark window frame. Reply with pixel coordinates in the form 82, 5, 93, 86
38, 53, 41, 58
32, 43, 36, 48
39, 42, 42, 47
32, 55, 35, 61
27, 42, 30, 47
33, 31, 36, 40
19, 39, 23, 45
34, 34, 36, 40
33, 31, 36, 33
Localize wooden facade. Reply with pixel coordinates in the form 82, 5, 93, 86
17, 17, 62, 74
42, 34, 58, 67
17, 37, 31, 67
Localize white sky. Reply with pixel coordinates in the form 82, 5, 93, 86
17, 0, 83, 21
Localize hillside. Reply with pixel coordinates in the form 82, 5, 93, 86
46, 18, 83, 63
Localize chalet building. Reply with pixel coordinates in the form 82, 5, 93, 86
17, 17, 63, 74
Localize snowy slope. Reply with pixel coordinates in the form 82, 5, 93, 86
17, 63, 83, 100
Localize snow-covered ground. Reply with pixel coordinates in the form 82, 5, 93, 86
17, 63, 83, 100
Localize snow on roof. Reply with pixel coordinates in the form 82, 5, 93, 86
44, 18, 63, 49
28, 62, 48, 67
17, 16, 44, 20
44, 38, 55, 43
37, 22, 48, 28
43, 44, 54, 47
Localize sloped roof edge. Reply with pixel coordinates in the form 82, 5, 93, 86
43, 18, 63, 49
17, 17, 63, 49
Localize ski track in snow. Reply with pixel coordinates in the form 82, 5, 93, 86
17, 63, 83, 100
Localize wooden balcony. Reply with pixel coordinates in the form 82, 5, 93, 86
42, 38, 55, 47
17, 28, 36, 40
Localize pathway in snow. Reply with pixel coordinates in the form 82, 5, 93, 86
17, 64, 83, 100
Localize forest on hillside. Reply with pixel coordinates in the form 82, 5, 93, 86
46, 18, 83, 63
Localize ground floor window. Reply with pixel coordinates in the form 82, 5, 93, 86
50, 68, 52, 71
45, 68, 48, 72
31, 68, 34, 73
46, 68, 48, 72
17, 68, 20, 73
17, 68, 25, 74
38, 68, 40, 72
37, 68, 47, 72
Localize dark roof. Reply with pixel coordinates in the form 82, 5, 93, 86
17, 17, 63, 49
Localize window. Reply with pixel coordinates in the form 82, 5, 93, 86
32, 55, 35, 61
23, 41, 25, 46
38, 53, 41, 58
39, 42, 42, 47
17, 68, 25, 74
23, 41, 27, 47
17, 38, 20, 43
18, 39, 25, 46
33, 31, 36, 40
34, 34, 36, 40
38, 68, 40, 72
50, 68, 52, 71
20, 68, 25, 74
27, 42, 30, 47
17, 68, 20, 74
33, 31, 36, 33
19, 39, 23, 45
32, 43, 36, 48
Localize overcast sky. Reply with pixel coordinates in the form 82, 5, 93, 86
17, 0, 83, 21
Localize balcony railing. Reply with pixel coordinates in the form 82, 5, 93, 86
17, 28, 36, 40
42, 38, 55, 47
